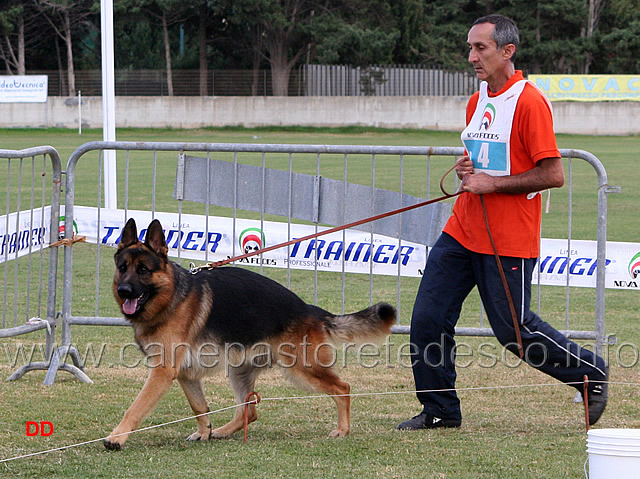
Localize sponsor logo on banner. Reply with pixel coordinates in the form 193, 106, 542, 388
58, 216, 79, 240
0, 75, 48, 103
239, 227, 265, 253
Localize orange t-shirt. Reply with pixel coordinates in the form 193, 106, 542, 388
443, 71, 560, 258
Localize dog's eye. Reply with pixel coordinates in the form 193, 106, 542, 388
137, 264, 149, 274
118, 264, 127, 273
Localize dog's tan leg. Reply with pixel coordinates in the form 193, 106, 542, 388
210, 365, 259, 439
299, 368, 351, 438
104, 368, 175, 450
281, 329, 352, 438
178, 377, 213, 441
328, 380, 351, 438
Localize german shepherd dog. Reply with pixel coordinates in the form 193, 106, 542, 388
104, 219, 396, 450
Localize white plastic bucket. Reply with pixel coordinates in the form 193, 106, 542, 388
587, 429, 640, 478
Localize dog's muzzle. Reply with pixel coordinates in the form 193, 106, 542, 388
117, 284, 148, 315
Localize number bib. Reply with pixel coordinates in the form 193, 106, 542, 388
461, 80, 528, 177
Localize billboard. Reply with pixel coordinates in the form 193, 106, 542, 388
528, 75, 640, 101
0, 75, 48, 103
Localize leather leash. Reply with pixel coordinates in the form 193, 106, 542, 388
480, 195, 525, 359
194, 163, 464, 272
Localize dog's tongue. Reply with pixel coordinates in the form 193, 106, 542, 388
123, 298, 138, 315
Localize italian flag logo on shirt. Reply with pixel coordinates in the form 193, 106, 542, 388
480, 103, 496, 130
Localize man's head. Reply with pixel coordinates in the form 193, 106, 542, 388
467, 15, 519, 91
472, 15, 520, 63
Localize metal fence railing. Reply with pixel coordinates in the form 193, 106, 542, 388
0, 147, 62, 382
30, 65, 479, 97
1, 142, 617, 384
302, 65, 481, 96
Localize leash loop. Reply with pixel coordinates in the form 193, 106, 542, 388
439, 162, 465, 197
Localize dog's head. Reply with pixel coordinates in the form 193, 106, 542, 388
113, 218, 170, 320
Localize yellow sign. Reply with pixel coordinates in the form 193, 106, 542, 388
528, 75, 640, 101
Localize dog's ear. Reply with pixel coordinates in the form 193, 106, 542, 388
144, 219, 168, 258
118, 218, 139, 251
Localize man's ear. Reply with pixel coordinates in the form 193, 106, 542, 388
118, 218, 139, 250
144, 219, 168, 258
503, 43, 516, 61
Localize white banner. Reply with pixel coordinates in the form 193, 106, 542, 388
534, 238, 640, 290
0, 206, 52, 263
0, 75, 48, 103
72, 207, 428, 278
66, 207, 640, 290
3, 205, 639, 290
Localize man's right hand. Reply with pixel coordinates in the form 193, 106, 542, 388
455, 155, 474, 180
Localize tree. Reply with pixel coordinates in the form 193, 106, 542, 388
118, 0, 194, 95
229, 0, 322, 96
4, 0, 639, 91
37, 0, 96, 96
190, 0, 228, 95
392, 0, 425, 64
0, 2, 26, 74
198, 1, 208, 95
311, 0, 399, 66
583, 0, 606, 72
413, 0, 479, 70
596, 0, 640, 73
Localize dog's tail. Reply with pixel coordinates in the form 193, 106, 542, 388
325, 302, 396, 344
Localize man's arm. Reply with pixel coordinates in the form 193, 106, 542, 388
456, 156, 564, 195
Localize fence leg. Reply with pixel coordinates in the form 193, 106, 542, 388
43, 345, 93, 386
7, 362, 52, 381
5, 320, 58, 382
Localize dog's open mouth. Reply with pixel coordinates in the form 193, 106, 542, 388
122, 292, 149, 315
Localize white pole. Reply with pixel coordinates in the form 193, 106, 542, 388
78, 90, 82, 135
101, 0, 117, 209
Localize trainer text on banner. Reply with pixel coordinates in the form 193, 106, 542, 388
528, 75, 640, 101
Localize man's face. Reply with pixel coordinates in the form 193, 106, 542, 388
467, 22, 506, 85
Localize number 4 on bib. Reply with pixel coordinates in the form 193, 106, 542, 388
477, 142, 490, 168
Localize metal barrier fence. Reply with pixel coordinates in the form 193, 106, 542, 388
302, 65, 481, 96
0, 146, 62, 382
1, 142, 616, 384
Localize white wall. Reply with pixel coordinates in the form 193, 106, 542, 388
2, 96, 639, 135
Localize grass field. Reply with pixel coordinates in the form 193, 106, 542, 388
1, 127, 639, 478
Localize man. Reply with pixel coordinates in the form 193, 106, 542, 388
398, 14, 608, 431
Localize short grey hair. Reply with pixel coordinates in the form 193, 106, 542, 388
472, 15, 520, 62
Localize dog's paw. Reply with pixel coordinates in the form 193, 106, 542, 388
209, 428, 232, 440
328, 429, 349, 438
103, 439, 122, 451
186, 430, 211, 441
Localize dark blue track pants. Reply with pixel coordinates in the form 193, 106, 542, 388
410, 233, 607, 421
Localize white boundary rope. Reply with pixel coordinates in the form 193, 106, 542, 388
0, 379, 616, 465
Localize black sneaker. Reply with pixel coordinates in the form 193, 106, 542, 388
587, 367, 609, 426
397, 412, 461, 430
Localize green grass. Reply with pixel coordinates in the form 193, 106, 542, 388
1, 126, 639, 478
